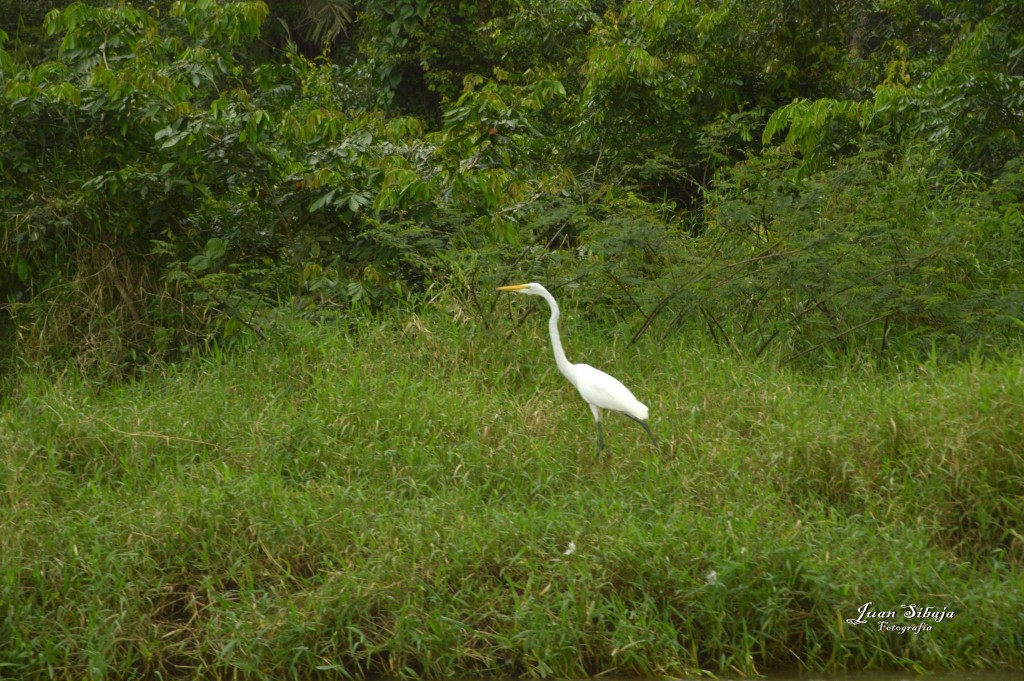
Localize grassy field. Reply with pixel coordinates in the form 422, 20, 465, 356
2, 303, 1023, 679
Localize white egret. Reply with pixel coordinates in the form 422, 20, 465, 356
497, 282, 657, 453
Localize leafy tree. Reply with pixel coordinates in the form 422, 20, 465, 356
763, 0, 1024, 178
1, 0, 1021, 372
576, 0, 874, 207
0, 1, 571, 371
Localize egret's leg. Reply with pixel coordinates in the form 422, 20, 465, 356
626, 414, 659, 447
590, 404, 604, 453
641, 421, 658, 447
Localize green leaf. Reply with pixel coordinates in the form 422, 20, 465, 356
188, 254, 211, 272
205, 237, 227, 261
12, 254, 29, 281
309, 190, 337, 213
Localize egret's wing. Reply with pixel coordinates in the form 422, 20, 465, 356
571, 363, 649, 420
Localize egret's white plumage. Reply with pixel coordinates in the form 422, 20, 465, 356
498, 282, 657, 452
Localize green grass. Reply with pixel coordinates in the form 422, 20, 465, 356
2, 304, 1023, 679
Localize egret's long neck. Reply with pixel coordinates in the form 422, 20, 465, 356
537, 288, 574, 380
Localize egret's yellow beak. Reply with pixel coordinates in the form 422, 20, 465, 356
497, 284, 528, 291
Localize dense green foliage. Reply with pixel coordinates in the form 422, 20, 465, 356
1, 0, 1022, 375
2, 311, 1023, 678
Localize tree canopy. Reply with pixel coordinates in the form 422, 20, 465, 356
2, 0, 1022, 373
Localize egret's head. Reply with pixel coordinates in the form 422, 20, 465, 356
497, 282, 543, 296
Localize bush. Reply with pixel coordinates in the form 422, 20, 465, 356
651, 150, 1024, 361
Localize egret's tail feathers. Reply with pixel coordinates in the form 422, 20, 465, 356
630, 401, 650, 422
